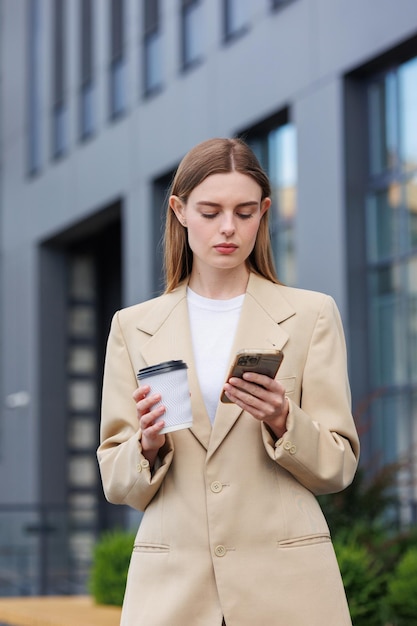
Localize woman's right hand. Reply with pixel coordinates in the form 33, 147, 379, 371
133, 385, 166, 467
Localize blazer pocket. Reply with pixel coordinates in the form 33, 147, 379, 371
134, 542, 170, 553
278, 533, 330, 548
277, 376, 296, 395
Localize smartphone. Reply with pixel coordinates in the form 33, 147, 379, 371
220, 349, 284, 403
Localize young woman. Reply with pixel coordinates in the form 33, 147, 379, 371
98, 138, 360, 626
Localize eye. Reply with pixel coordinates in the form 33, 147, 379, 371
237, 213, 253, 220
202, 213, 218, 219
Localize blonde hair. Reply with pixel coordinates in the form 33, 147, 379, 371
163, 137, 279, 292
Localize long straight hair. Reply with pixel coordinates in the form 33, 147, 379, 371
163, 137, 279, 292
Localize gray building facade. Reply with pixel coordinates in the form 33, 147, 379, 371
1, 0, 417, 595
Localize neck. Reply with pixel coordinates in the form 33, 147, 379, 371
188, 267, 249, 299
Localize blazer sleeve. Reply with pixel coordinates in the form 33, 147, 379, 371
97, 311, 174, 511
262, 295, 360, 495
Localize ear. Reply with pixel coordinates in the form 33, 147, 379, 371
260, 197, 271, 216
169, 195, 187, 226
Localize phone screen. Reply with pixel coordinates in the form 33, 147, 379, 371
221, 349, 283, 403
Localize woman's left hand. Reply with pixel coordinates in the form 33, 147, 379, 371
223, 372, 289, 438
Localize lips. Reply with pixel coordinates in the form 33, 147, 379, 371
214, 243, 238, 254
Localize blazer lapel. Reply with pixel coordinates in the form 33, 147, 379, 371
136, 275, 296, 456
207, 274, 296, 459
138, 284, 212, 449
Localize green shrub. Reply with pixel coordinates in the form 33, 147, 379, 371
319, 464, 400, 541
386, 547, 417, 625
89, 528, 136, 606
320, 460, 417, 624
333, 538, 387, 626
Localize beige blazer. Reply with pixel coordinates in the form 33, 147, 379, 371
98, 273, 359, 626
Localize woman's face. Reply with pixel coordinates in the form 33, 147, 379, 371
170, 171, 270, 276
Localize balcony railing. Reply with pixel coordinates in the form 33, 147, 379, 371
0, 504, 98, 597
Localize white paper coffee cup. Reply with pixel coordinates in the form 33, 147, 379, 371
137, 360, 193, 434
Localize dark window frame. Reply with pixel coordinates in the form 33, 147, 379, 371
79, 0, 95, 140
223, 0, 249, 44
52, 0, 68, 159
27, 0, 42, 175
180, 0, 203, 72
80, 0, 93, 86
109, 0, 126, 119
142, 0, 163, 97
345, 40, 417, 524
270, 0, 296, 11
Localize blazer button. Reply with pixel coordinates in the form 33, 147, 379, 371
284, 441, 292, 451
211, 481, 223, 493
290, 445, 297, 455
137, 459, 150, 472
214, 545, 226, 557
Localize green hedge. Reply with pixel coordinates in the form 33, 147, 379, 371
333, 538, 387, 626
89, 529, 136, 606
320, 462, 417, 625
386, 547, 417, 625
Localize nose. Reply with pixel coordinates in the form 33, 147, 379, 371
219, 213, 235, 237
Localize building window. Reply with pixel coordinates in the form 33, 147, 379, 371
143, 0, 163, 95
27, 0, 42, 174
152, 170, 176, 292
109, 0, 126, 118
52, 0, 68, 158
180, 0, 203, 70
223, 0, 249, 42
365, 56, 417, 523
66, 252, 100, 586
271, 0, 295, 10
79, 0, 95, 139
245, 118, 297, 287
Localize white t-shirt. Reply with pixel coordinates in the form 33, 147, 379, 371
187, 287, 244, 424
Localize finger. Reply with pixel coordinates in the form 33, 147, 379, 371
141, 414, 166, 435
228, 377, 271, 401
242, 372, 282, 391
140, 404, 166, 431
133, 384, 151, 402
225, 382, 286, 421
136, 393, 162, 415
224, 382, 265, 411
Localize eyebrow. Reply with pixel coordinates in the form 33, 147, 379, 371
195, 201, 259, 209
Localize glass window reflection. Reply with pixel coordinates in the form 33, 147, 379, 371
80, 82, 95, 139
405, 174, 417, 250
68, 419, 96, 449
365, 54, 417, 513
144, 31, 163, 94
368, 73, 397, 176
399, 57, 417, 173
366, 188, 401, 261
224, 0, 249, 40
249, 123, 297, 286
143, 0, 163, 95
110, 57, 126, 117
407, 258, 417, 382
69, 256, 96, 300
68, 456, 97, 488
369, 265, 406, 387
269, 125, 297, 286
182, 0, 204, 69
28, 0, 42, 174
371, 394, 399, 466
